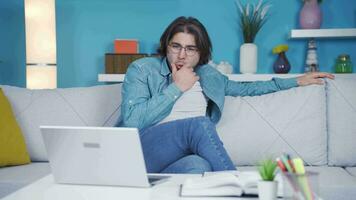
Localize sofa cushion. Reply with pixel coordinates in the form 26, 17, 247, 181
0, 162, 50, 198
0, 89, 30, 167
217, 85, 327, 166
326, 75, 356, 166
0, 84, 122, 161
346, 167, 356, 178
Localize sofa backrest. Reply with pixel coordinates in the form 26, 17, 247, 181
326, 75, 356, 167
217, 84, 327, 166
2, 74, 355, 167
0, 84, 122, 162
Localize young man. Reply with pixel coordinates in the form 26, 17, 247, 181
119, 16, 334, 174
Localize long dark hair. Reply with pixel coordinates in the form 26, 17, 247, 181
157, 16, 212, 65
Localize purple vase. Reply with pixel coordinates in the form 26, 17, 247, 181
273, 52, 291, 74
299, 0, 322, 29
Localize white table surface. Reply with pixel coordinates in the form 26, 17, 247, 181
2, 173, 258, 200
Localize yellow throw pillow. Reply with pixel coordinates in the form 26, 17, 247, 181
0, 88, 31, 166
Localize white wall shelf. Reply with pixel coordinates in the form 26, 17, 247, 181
98, 74, 302, 82
99, 29, 356, 83
98, 74, 125, 82
290, 28, 356, 39
98, 73, 355, 83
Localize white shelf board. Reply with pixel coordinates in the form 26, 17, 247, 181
98, 73, 355, 83
290, 28, 356, 39
98, 73, 301, 82
98, 74, 125, 82
226, 74, 300, 81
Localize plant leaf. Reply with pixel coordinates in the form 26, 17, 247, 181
235, 0, 271, 43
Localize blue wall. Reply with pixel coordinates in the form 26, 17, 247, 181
0, 0, 26, 87
1, 0, 355, 88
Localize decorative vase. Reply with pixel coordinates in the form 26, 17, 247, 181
299, 0, 322, 29
273, 52, 291, 74
240, 43, 257, 74
216, 61, 233, 74
258, 181, 278, 200
334, 54, 353, 73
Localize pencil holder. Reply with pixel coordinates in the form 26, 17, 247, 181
282, 171, 320, 200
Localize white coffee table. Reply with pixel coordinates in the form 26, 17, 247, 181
1, 173, 258, 200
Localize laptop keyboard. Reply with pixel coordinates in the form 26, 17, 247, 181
148, 175, 171, 185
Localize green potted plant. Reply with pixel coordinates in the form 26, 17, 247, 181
235, 0, 271, 74
257, 158, 278, 200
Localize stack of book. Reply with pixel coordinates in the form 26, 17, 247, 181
114, 39, 139, 54
105, 53, 147, 74
105, 39, 159, 74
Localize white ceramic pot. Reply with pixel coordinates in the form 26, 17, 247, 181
258, 180, 278, 200
239, 43, 258, 74
216, 61, 233, 74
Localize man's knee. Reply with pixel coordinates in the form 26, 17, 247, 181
161, 155, 212, 174
181, 155, 212, 173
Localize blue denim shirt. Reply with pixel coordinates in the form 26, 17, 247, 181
119, 57, 298, 130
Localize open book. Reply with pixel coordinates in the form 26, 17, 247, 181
181, 171, 284, 197
180, 171, 260, 197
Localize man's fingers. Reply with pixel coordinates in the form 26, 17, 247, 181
315, 79, 324, 85
313, 72, 335, 79
171, 63, 177, 74
325, 73, 335, 79
312, 73, 322, 78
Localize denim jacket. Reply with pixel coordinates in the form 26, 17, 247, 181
119, 57, 298, 130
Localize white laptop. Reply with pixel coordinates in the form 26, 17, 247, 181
40, 126, 169, 187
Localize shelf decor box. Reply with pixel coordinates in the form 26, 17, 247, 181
114, 39, 139, 54
105, 53, 148, 74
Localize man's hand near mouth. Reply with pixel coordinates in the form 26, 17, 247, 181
172, 63, 199, 92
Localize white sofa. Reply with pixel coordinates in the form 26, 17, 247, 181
1, 74, 356, 199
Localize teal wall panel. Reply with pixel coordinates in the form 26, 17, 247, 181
54, 0, 356, 87
0, 0, 26, 87
1, 0, 355, 87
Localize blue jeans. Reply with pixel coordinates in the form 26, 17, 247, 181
139, 116, 235, 173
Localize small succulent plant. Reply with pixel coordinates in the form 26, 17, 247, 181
258, 158, 277, 181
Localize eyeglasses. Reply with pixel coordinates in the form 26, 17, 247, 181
168, 43, 199, 56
